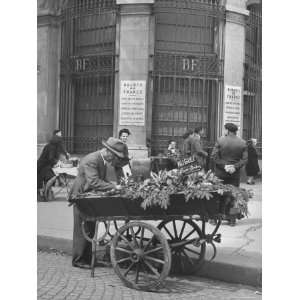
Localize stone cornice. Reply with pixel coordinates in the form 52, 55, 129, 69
225, 3, 249, 25
119, 3, 153, 16
37, 0, 67, 17
226, 4, 249, 17
117, 0, 154, 4
246, 0, 261, 7
37, 14, 61, 28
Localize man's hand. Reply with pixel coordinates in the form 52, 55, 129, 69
229, 166, 236, 174
225, 165, 236, 174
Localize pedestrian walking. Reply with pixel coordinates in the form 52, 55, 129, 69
37, 129, 69, 199
69, 137, 126, 269
211, 123, 248, 226
245, 138, 260, 184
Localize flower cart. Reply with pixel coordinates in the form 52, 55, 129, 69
69, 167, 250, 291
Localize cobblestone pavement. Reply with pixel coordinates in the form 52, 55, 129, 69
38, 251, 262, 300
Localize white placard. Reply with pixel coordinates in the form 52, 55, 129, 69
122, 164, 132, 179
119, 80, 146, 126
223, 85, 242, 133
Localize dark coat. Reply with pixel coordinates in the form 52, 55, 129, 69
211, 135, 248, 183
190, 136, 208, 167
183, 136, 193, 156
245, 145, 260, 176
37, 136, 68, 171
114, 143, 130, 182
69, 150, 115, 198
70, 150, 115, 265
37, 136, 68, 189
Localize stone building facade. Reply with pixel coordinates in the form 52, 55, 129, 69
37, 0, 261, 158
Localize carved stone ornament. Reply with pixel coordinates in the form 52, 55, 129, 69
37, 0, 68, 15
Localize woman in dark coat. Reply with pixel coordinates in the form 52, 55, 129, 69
245, 138, 260, 184
114, 128, 131, 182
37, 130, 68, 190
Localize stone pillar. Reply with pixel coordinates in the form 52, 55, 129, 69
37, 0, 62, 156
218, 0, 249, 137
114, 0, 155, 159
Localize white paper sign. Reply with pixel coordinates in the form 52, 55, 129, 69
223, 85, 242, 133
122, 164, 132, 179
119, 80, 146, 126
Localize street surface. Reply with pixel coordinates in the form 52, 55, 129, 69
38, 251, 261, 300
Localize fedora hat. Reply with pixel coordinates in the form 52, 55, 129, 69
102, 137, 126, 158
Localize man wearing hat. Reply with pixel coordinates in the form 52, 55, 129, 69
69, 137, 126, 269
211, 123, 248, 226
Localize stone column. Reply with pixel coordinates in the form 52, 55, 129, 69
217, 0, 249, 137
114, 0, 155, 159
37, 0, 62, 156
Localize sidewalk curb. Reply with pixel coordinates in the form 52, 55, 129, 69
37, 235, 262, 288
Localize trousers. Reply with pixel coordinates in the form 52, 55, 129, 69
72, 205, 95, 265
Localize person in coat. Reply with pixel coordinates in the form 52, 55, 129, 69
182, 129, 194, 157
37, 130, 69, 192
114, 128, 131, 182
190, 127, 208, 169
69, 137, 126, 269
211, 123, 248, 226
245, 138, 260, 184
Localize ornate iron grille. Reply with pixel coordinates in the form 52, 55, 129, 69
151, 0, 225, 155
60, 0, 116, 153
243, 3, 262, 156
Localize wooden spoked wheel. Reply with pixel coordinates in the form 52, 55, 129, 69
106, 221, 141, 238
157, 220, 206, 275
110, 221, 171, 291
98, 221, 142, 247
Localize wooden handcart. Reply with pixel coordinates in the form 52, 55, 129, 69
70, 194, 224, 291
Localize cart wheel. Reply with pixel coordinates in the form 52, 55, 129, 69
111, 221, 171, 291
157, 220, 206, 275
106, 221, 141, 239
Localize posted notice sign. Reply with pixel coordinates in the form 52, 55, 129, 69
223, 85, 242, 132
119, 80, 146, 126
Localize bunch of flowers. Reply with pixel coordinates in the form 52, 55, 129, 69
120, 169, 251, 216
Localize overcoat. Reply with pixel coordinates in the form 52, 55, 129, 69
113, 143, 130, 183
190, 136, 208, 167
69, 150, 115, 265
182, 135, 193, 156
211, 135, 248, 186
245, 145, 260, 176
37, 135, 68, 189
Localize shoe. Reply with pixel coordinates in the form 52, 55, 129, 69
72, 261, 91, 269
